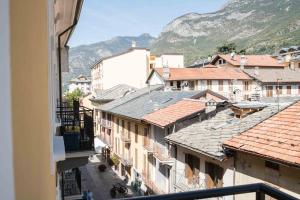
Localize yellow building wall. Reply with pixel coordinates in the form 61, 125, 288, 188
10, 0, 56, 199
111, 115, 149, 180
235, 152, 300, 200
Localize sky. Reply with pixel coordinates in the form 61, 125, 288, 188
69, 0, 228, 47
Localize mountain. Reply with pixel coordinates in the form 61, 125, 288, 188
63, 33, 155, 89
150, 0, 300, 65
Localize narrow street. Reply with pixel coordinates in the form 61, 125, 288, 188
80, 155, 135, 200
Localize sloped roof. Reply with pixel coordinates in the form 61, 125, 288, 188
212, 54, 284, 68
102, 90, 199, 120
224, 100, 300, 167
70, 74, 91, 83
152, 66, 250, 81
101, 85, 163, 111
165, 105, 284, 160
244, 68, 300, 83
91, 84, 136, 103
143, 99, 206, 128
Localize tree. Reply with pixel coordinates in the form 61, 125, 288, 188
216, 42, 237, 54
64, 88, 83, 106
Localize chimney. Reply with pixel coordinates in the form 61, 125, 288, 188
131, 41, 136, 48
205, 99, 217, 114
240, 55, 246, 69
231, 52, 236, 60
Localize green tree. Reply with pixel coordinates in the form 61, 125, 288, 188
216, 42, 237, 54
64, 88, 83, 106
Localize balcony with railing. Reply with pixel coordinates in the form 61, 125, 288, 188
121, 131, 131, 144
57, 100, 94, 157
100, 118, 112, 128
61, 168, 82, 200
119, 153, 133, 167
124, 183, 298, 200
174, 172, 206, 192
152, 143, 173, 165
141, 170, 165, 195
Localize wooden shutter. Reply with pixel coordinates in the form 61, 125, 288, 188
185, 154, 193, 184
192, 156, 200, 185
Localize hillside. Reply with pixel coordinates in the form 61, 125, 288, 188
150, 0, 300, 65
63, 33, 155, 89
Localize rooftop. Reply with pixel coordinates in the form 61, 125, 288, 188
102, 89, 200, 120
165, 104, 286, 160
143, 99, 206, 128
224, 100, 300, 167
244, 68, 300, 83
211, 54, 285, 68
101, 85, 163, 111
90, 84, 136, 103
70, 74, 91, 83
151, 66, 250, 81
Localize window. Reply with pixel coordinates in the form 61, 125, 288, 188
176, 81, 181, 90
135, 124, 138, 143
122, 120, 125, 132
266, 86, 273, 97
116, 118, 119, 133
205, 162, 224, 189
276, 86, 283, 95
244, 81, 250, 91
286, 85, 291, 95
218, 80, 223, 91
143, 128, 149, 146
150, 63, 154, 69
170, 81, 173, 87
185, 154, 200, 185
127, 122, 131, 139
188, 81, 195, 90
207, 80, 212, 90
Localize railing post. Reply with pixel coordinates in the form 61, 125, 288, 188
256, 191, 265, 200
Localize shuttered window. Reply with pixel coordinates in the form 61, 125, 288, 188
185, 154, 200, 184
205, 162, 224, 189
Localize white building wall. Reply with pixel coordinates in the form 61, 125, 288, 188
148, 71, 164, 86
174, 146, 234, 200
102, 49, 150, 89
160, 55, 184, 68
68, 82, 91, 94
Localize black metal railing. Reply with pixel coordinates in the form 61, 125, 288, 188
57, 100, 94, 152
61, 168, 82, 199
124, 183, 298, 200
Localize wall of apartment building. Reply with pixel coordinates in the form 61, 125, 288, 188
10, 0, 56, 199
164, 79, 252, 101
148, 125, 175, 194
174, 146, 234, 200
101, 49, 150, 90
68, 82, 91, 95
234, 152, 300, 200
261, 84, 300, 97
154, 55, 184, 68
111, 115, 150, 184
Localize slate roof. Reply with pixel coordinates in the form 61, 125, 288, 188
143, 99, 206, 128
244, 68, 300, 83
151, 66, 250, 81
101, 85, 163, 111
90, 84, 136, 102
102, 89, 199, 120
212, 54, 285, 68
224, 100, 300, 167
165, 104, 286, 160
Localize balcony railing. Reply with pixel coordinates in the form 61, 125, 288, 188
152, 143, 173, 164
57, 100, 94, 153
119, 153, 133, 166
121, 132, 131, 143
124, 183, 298, 200
141, 170, 165, 195
61, 168, 82, 199
174, 172, 206, 192
100, 118, 112, 128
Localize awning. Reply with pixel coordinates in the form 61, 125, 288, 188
94, 137, 107, 153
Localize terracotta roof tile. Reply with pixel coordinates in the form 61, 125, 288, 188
154, 66, 250, 81
142, 99, 206, 127
217, 54, 285, 68
224, 101, 300, 167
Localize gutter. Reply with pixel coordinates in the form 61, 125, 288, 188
57, 0, 83, 116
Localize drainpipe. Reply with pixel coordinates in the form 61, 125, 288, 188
58, 22, 78, 118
